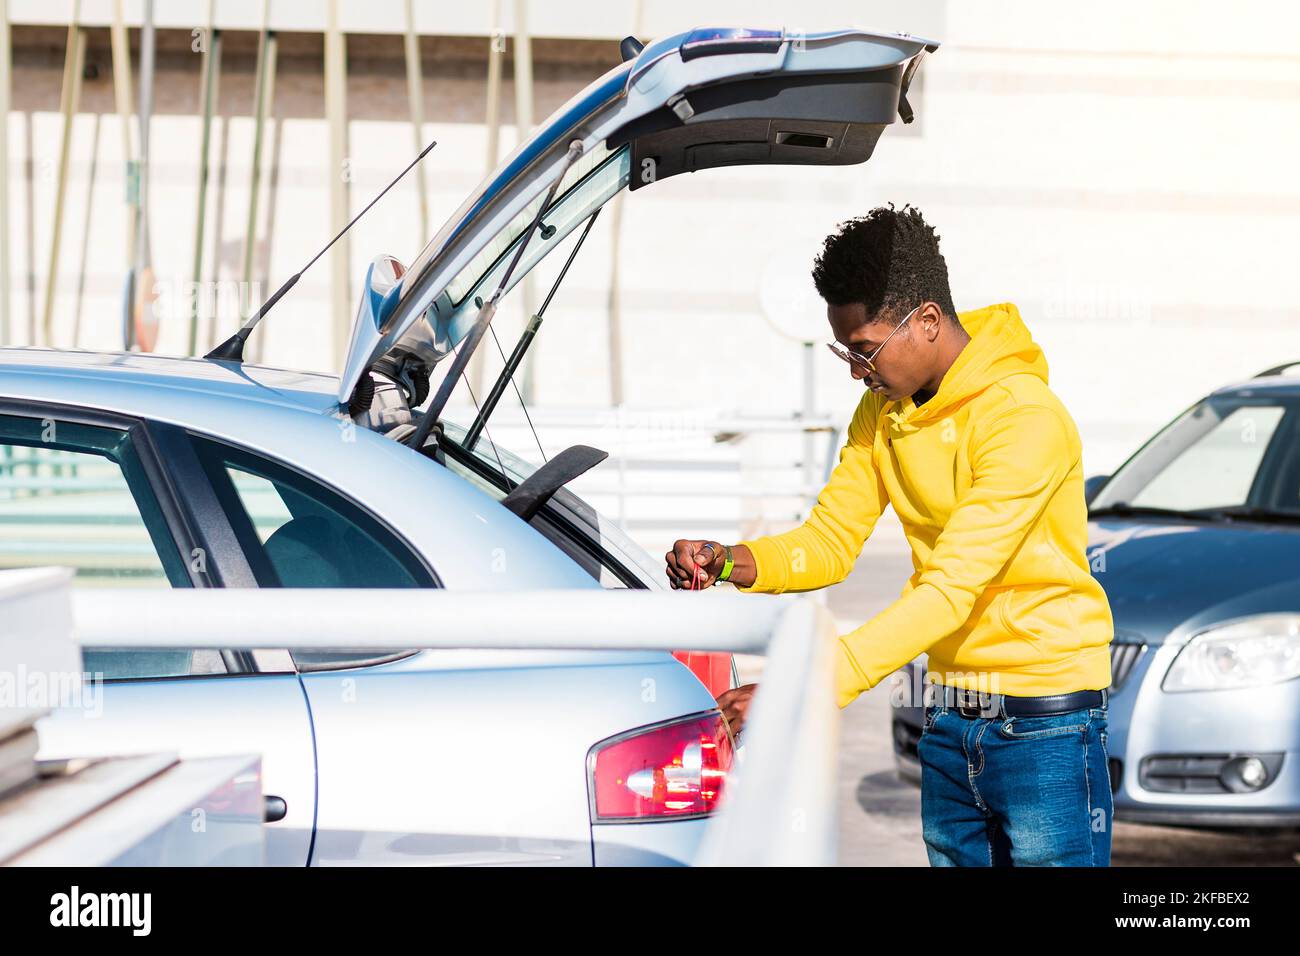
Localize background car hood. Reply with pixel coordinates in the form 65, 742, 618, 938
1088, 517, 1300, 641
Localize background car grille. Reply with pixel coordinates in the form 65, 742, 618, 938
1110, 633, 1148, 691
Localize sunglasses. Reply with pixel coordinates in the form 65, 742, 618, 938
826, 303, 921, 375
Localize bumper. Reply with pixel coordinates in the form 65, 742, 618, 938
591, 817, 710, 866
1112, 643, 1300, 828
888, 658, 1300, 830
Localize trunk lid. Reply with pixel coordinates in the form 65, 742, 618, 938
337, 25, 937, 404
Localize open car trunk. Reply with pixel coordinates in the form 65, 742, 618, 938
336, 26, 938, 407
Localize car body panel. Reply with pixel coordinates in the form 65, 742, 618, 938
301, 651, 716, 865
35, 673, 317, 865
592, 816, 712, 866
1087, 518, 1300, 640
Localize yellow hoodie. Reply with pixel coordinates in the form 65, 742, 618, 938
735, 303, 1113, 709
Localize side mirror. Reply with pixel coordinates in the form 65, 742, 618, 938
1084, 474, 1110, 506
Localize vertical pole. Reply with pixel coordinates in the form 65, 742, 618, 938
256, 115, 283, 336
511, 0, 534, 185
512, 0, 538, 404
801, 339, 828, 609
71, 112, 101, 346
110, 0, 136, 342
605, 0, 643, 408
802, 340, 815, 501
470, 0, 504, 397
324, 0, 350, 370
242, 0, 277, 364
402, 0, 428, 240
0, 0, 11, 344
206, 114, 230, 351
484, 0, 503, 175
605, 204, 625, 405
41, 2, 84, 345
129, 0, 157, 351
22, 111, 33, 341
188, 1, 221, 356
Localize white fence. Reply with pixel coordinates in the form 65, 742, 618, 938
64, 584, 842, 866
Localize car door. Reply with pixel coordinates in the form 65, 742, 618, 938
178, 432, 453, 865
0, 402, 317, 866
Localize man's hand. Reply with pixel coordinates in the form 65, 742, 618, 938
716, 682, 758, 741
665, 539, 723, 589
665, 540, 758, 589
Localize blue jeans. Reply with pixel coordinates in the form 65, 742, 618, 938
917, 699, 1113, 866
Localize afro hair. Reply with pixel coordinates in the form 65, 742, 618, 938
811, 204, 957, 322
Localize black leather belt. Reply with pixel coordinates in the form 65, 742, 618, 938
935, 685, 1108, 719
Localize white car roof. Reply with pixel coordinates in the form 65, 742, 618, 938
0, 347, 340, 417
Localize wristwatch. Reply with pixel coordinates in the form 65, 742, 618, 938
717, 544, 735, 584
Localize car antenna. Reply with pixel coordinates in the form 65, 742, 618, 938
205, 139, 438, 364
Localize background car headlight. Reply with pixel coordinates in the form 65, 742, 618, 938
1163, 614, 1300, 692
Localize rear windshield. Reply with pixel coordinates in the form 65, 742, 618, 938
443, 142, 629, 307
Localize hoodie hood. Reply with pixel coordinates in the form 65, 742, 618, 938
883, 302, 1049, 434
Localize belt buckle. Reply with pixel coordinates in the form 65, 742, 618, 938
955, 688, 995, 718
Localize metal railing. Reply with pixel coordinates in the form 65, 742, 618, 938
68, 584, 842, 866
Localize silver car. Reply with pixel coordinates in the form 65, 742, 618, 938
4, 26, 936, 865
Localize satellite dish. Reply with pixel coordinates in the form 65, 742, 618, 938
758, 243, 827, 343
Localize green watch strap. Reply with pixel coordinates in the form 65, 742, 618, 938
718, 544, 735, 583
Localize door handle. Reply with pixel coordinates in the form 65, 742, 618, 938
264, 795, 288, 823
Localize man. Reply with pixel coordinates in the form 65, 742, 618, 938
666, 205, 1114, 867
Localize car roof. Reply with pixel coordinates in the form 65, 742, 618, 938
0, 347, 339, 417
0, 346, 602, 592
1209, 365, 1300, 399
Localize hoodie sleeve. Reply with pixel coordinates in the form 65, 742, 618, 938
732, 393, 888, 594
833, 403, 1074, 708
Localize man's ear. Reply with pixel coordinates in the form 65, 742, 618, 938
920, 301, 945, 342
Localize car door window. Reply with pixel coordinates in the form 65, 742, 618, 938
0, 412, 225, 679
191, 437, 434, 669
197, 445, 429, 589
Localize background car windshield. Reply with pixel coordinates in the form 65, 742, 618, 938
1091, 395, 1300, 513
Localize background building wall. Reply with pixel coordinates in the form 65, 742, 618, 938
3, 0, 1299, 488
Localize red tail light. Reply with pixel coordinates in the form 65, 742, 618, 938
589, 713, 733, 821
